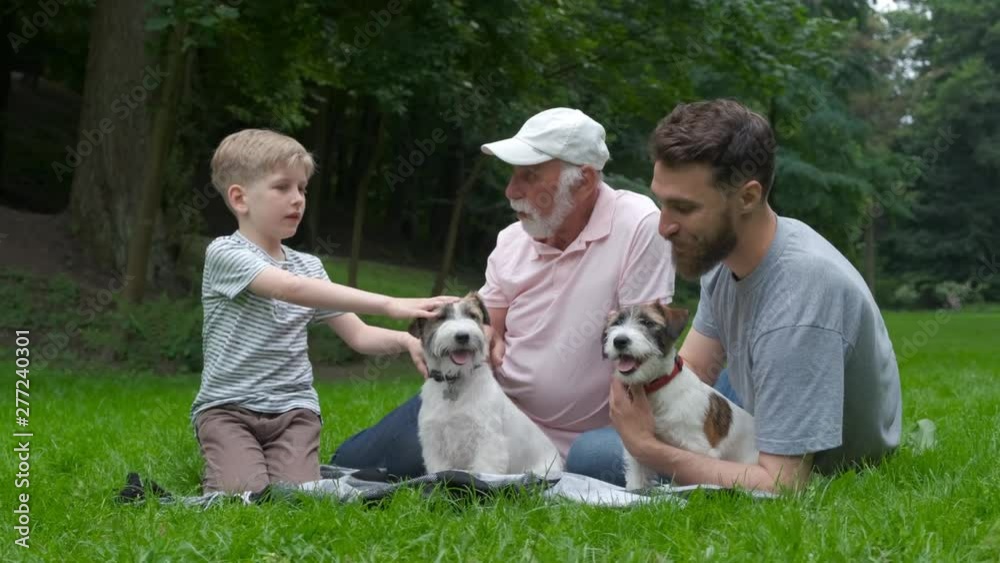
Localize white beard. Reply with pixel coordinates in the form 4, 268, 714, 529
509, 167, 580, 239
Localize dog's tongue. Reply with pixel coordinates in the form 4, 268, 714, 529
616, 357, 638, 373
450, 350, 472, 365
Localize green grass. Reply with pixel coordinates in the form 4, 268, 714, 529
2, 309, 999, 561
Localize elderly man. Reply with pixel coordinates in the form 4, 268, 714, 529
331, 108, 678, 478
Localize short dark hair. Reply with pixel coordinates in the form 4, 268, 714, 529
649, 99, 776, 198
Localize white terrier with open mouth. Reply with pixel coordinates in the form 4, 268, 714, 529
409, 293, 563, 476
603, 303, 758, 490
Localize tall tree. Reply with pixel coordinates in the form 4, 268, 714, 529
68, 0, 153, 273
434, 151, 487, 295
123, 20, 190, 303
347, 110, 387, 287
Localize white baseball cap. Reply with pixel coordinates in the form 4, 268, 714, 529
481, 108, 610, 170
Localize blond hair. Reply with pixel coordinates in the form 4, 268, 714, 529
210, 129, 315, 202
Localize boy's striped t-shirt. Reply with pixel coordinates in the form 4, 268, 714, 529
191, 230, 342, 423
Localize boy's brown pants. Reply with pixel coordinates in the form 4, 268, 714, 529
194, 405, 321, 493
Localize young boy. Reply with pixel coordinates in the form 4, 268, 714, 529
192, 129, 454, 493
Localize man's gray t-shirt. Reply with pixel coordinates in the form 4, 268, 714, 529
191, 231, 343, 423
693, 217, 902, 473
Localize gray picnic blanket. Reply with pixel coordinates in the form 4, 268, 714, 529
116, 465, 774, 508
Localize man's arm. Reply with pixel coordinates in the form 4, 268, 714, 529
631, 439, 813, 493
486, 306, 508, 367
609, 380, 812, 493
249, 266, 454, 319
679, 328, 726, 386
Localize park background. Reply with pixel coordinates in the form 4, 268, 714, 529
0, 0, 998, 561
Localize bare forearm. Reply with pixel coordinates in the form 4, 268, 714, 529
487, 307, 507, 338
346, 325, 412, 356
631, 439, 795, 493
281, 276, 392, 315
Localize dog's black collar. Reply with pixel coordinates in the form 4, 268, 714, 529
429, 370, 459, 383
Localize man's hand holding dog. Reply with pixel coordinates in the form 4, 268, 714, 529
609, 379, 657, 455
610, 376, 814, 493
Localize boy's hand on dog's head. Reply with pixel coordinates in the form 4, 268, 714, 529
386, 296, 459, 320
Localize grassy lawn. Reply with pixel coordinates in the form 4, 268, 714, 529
1, 308, 999, 561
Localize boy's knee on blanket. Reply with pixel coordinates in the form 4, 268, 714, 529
262, 409, 322, 484
195, 406, 321, 493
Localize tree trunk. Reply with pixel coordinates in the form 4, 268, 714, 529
307, 88, 342, 256
306, 89, 331, 249
68, 0, 153, 274
322, 99, 343, 254
347, 113, 387, 287
342, 108, 368, 204
434, 154, 487, 295
123, 23, 190, 303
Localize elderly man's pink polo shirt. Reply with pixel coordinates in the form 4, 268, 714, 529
479, 183, 675, 456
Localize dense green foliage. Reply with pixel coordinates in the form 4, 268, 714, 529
881, 0, 1000, 302
3, 0, 993, 305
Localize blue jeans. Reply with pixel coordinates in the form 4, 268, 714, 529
330, 393, 426, 479
331, 369, 740, 484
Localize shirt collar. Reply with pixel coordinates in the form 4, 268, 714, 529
232, 230, 287, 264
732, 215, 788, 292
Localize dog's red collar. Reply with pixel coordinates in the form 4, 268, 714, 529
643, 355, 684, 394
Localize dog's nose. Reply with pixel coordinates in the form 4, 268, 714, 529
613, 336, 630, 349
454, 332, 470, 344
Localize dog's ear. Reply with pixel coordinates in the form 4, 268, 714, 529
661, 306, 689, 340
407, 317, 426, 339
601, 309, 620, 359
466, 291, 490, 326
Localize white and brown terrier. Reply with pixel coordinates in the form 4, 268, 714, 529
408, 293, 563, 477
602, 303, 758, 490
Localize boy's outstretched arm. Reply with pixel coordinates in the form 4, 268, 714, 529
248, 266, 456, 319
325, 314, 428, 378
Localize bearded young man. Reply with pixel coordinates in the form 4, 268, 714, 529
331, 108, 677, 478
606, 99, 902, 492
